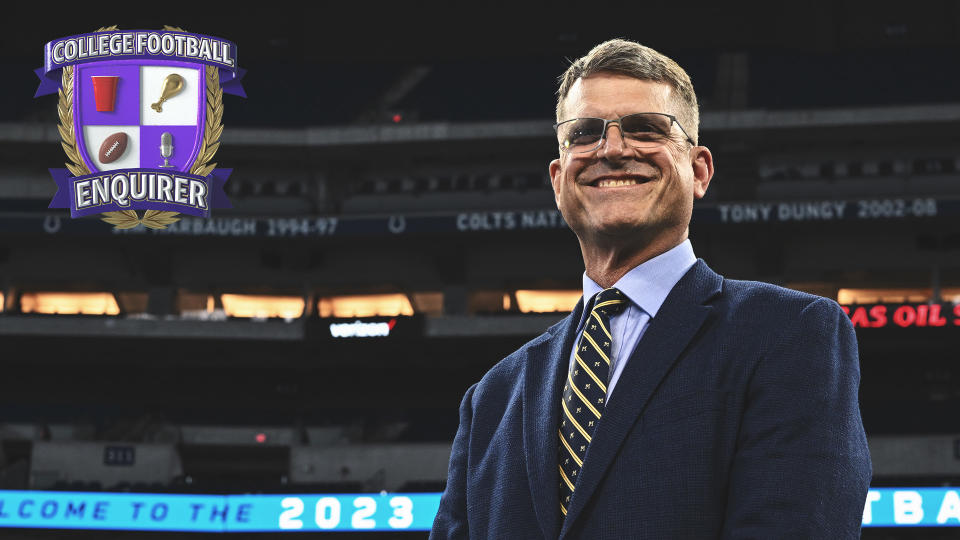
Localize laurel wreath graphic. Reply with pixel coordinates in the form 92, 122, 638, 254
58, 25, 224, 230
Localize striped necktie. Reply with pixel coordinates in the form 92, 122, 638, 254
558, 287, 626, 519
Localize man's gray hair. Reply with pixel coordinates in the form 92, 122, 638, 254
556, 38, 700, 145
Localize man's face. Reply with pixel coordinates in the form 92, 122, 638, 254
549, 73, 713, 250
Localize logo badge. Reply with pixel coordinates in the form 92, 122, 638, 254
35, 25, 245, 229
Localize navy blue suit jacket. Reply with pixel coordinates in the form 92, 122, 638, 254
431, 260, 872, 539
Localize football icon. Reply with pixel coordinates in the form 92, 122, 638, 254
99, 132, 128, 164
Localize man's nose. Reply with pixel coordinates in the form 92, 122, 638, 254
597, 123, 631, 159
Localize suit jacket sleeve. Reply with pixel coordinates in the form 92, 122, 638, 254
430, 382, 478, 539
721, 298, 872, 538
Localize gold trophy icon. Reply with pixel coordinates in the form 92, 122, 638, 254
151, 74, 184, 113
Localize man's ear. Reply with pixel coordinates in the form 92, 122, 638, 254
549, 158, 562, 206
690, 146, 714, 199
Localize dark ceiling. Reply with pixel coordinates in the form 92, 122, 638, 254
4, 3, 959, 63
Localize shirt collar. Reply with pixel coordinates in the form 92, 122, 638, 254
579, 239, 697, 327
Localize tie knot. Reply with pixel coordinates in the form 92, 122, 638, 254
592, 287, 626, 317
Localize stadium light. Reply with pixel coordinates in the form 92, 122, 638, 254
947, 288, 960, 303
410, 292, 443, 316
19, 292, 120, 315
838, 288, 935, 305
220, 294, 305, 319
514, 290, 581, 313
317, 294, 414, 318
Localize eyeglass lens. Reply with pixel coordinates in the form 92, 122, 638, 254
558, 113, 674, 153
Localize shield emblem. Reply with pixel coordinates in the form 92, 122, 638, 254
73, 59, 205, 174
38, 26, 243, 228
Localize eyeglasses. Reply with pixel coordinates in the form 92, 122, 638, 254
554, 112, 695, 154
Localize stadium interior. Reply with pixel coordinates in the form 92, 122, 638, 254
1, 5, 960, 538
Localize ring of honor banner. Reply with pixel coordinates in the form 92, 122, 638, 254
35, 28, 244, 220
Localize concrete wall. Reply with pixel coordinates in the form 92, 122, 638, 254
30, 442, 182, 489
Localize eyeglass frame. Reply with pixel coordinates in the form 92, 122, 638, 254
553, 112, 697, 154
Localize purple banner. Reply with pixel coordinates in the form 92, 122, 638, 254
36, 30, 244, 97
48, 168, 232, 219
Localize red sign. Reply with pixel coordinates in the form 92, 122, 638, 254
840, 303, 959, 329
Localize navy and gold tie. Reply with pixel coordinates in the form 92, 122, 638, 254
558, 287, 626, 518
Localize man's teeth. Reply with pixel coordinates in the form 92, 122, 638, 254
595, 178, 641, 187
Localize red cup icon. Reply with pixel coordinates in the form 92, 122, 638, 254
91, 76, 119, 112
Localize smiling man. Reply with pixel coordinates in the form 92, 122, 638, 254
432, 39, 872, 539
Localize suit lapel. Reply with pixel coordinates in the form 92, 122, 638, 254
560, 260, 723, 537
524, 298, 585, 540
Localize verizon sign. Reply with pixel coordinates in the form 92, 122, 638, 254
329, 319, 397, 338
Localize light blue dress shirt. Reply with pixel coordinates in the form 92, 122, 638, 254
568, 239, 698, 402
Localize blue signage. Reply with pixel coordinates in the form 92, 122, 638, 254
0, 488, 956, 531
864, 488, 960, 527
0, 491, 439, 532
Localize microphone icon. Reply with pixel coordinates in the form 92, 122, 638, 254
159, 132, 174, 168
